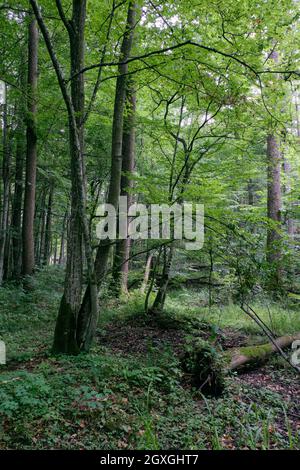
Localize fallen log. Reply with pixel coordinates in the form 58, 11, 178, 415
183, 333, 300, 396
227, 332, 300, 371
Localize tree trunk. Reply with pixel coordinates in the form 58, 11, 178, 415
76, 1, 137, 349
141, 253, 153, 294
283, 157, 294, 237
59, 211, 68, 265
112, 79, 136, 295
0, 86, 11, 284
228, 332, 300, 370
266, 134, 282, 276
43, 184, 53, 265
266, 49, 282, 287
30, 0, 97, 354
11, 114, 25, 280
37, 188, 47, 266
53, 237, 58, 265
53, 0, 87, 354
149, 98, 187, 313
22, 15, 38, 277
150, 245, 174, 314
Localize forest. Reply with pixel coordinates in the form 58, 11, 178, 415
0, 0, 300, 454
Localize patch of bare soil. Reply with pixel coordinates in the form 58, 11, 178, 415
218, 327, 249, 349
99, 322, 250, 357
98, 321, 186, 356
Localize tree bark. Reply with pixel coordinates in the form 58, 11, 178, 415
0, 85, 11, 284
76, 1, 137, 349
266, 134, 282, 271
228, 332, 300, 370
43, 184, 54, 265
150, 245, 174, 314
283, 157, 294, 237
11, 113, 25, 279
112, 79, 136, 295
53, 0, 87, 354
141, 253, 153, 294
266, 49, 282, 287
22, 15, 38, 277
59, 211, 68, 265
36, 187, 47, 266
30, 0, 97, 354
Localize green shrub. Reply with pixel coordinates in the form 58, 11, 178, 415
182, 338, 225, 397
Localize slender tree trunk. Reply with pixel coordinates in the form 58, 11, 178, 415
149, 102, 187, 313
53, 236, 58, 265
112, 80, 136, 295
11, 114, 25, 279
283, 157, 294, 237
265, 49, 283, 288
247, 179, 255, 206
150, 245, 174, 314
266, 134, 282, 274
140, 253, 153, 294
43, 184, 53, 265
0, 87, 11, 284
59, 211, 68, 265
36, 188, 47, 266
77, 1, 137, 348
22, 15, 38, 277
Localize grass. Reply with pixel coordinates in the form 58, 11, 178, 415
164, 288, 300, 336
0, 267, 299, 450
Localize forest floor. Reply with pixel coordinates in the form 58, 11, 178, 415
0, 267, 299, 450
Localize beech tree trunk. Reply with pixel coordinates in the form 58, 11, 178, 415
22, 15, 38, 277
76, 1, 137, 349
266, 134, 282, 274
36, 187, 47, 266
266, 49, 282, 286
11, 115, 25, 279
0, 86, 11, 284
43, 184, 54, 265
283, 157, 294, 237
112, 79, 136, 295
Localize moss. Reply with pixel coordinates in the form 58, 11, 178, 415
238, 343, 273, 359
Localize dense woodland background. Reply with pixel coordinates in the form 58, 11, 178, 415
0, 0, 300, 450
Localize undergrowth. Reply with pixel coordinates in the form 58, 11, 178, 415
0, 267, 299, 450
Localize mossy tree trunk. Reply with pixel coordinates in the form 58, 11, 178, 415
228, 332, 300, 370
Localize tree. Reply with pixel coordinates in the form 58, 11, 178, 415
112, 79, 136, 295
29, 0, 97, 353
0, 83, 10, 284
22, 14, 38, 277
76, 1, 138, 350
265, 51, 283, 286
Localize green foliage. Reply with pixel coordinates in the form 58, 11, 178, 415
182, 338, 226, 397
0, 372, 51, 419
0, 269, 299, 449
